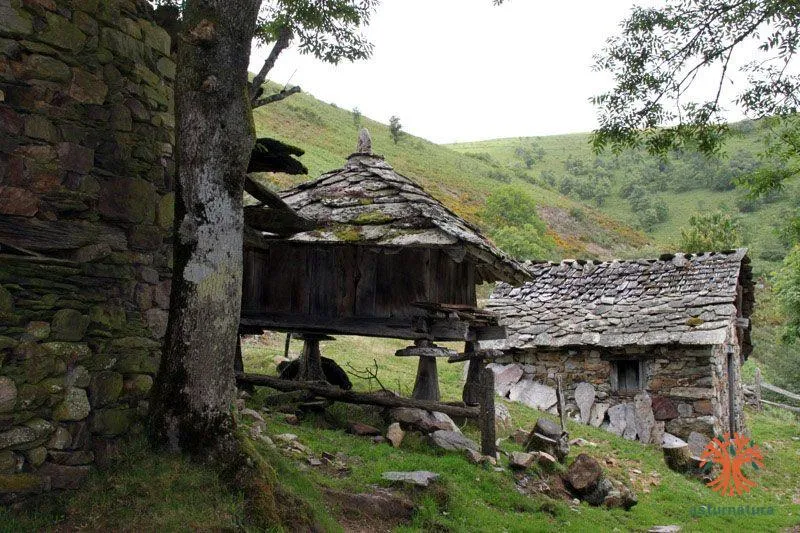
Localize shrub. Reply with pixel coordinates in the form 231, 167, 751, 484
679, 211, 742, 252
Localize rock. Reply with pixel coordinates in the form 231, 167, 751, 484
606, 403, 627, 437
386, 423, 404, 448
564, 453, 603, 493
37, 462, 90, 490
589, 402, 609, 427
46, 450, 94, 466
382, 470, 439, 487
670, 387, 714, 400
633, 392, 656, 444
390, 408, 458, 434
649, 526, 681, 532
494, 403, 512, 430
25, 321, 50, 340
347, 422, 381, 437
532, 451, 557, 465
488, 363, 523, 396
53, 388, 90, 422
687, 432, 710, 457
693, 400, 713, 415
508, 379, 557, 411
509, 451, 536, 470
90, 408, 132, 436
122, 374, 153, 399
651, 421, 666, 446
240, 408, 264, 423
24, 446, 47, 467
372, 436, 386, 444
66, 366, 90, 388
88, 371, 123, 408
599, 478, 637, 510
665, 416, 715, 439
50, 309, 90, 341
464, 449, 484, 464
429, 430, 478, 452
0, 427, 37, 451
569, 438, 596, 447
525, 431, 569, 462
534, 417, 562, 439
0, 377, 17, 413
623, 403, 637, 440
274, 433, 298, 444
0, 451, 16, 474
652, 396, 679, 420
574, 382, 596, 424
284, 414, 299, 425
511, 428, 528, 445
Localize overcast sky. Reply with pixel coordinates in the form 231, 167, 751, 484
248, 0, 741, 144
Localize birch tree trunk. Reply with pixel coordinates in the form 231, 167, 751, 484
149, 0, 261, 457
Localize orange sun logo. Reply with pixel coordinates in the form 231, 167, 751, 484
699, 432, 764, 496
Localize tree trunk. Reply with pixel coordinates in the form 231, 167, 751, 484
149, 0, 262, 457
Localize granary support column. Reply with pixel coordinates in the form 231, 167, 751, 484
396, 339, 456, 401
296, 333, 332, 382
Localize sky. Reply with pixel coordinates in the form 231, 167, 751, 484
247, 0, 742, 144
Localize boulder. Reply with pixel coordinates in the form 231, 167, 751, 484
574, 382, 596, 424
347, 422, 381, 437
0, 377, 17, 413
390, 408, 459, 434
633, 392, 656, 444
564, 453, 603, 493
525, 431, 569, 462
386, 423, 404, 448
382, 471, 439, 487
323, 488, 415, 521
509, 451, 536, 470
606, 403, 627, 436
687, 432, 710, 457
50, 309, 90, 341
430, 430, 478, 452
53, 388, 90, 422
650, 421, 666, 446
588, 402, 608, 427
88, 371, 123, 408
509, 379, 557, 411
534, 417, 561, 439
623, 403, 637, 441
665, 416, 715, 439
488, 363, 523, 397
511, 428, 529, 445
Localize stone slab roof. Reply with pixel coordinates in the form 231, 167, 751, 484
275, 153, 529, 285
485, 249, 753, 350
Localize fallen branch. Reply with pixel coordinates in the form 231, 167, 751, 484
236, 372, 480, 419
762, 382, 800, 403
345, 358, 388, 392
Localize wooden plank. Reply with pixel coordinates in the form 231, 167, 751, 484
236, 372, 480, 418
761, 399, 800, 413
244, 175, 292, 209
243, 205, 313, 235
479, 367, 496, 457
309, 247, 336, 318
762, 382, 800, 402
354, 247, 378, 317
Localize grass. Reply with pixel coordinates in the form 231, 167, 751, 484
2, 333, 797, 531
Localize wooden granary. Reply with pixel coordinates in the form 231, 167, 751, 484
240, 131, 529, 401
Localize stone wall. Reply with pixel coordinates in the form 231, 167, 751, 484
490, 340, 742, 444
0, 0, 174, 498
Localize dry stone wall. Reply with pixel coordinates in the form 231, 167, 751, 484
0, 0, 174, 498
489, 343, 733, 445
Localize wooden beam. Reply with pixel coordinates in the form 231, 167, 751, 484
244, 175, 292, 209
762, 382, 800, 402
243, 205, 314, 235
761, 399, 800, 413
479, 367, 496, 457
235, 372, 480, 418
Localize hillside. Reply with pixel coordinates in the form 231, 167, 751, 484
449, 123, 799, 276
251, 85, 647, 261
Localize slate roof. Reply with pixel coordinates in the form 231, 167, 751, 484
275, 153, 530, 285
485, 249, 753, 351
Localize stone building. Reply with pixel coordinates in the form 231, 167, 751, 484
0, 0, 174, 496
483, 250, 754, 445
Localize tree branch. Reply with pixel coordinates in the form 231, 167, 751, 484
250, 25, 293, 105
253, 85, 302, 108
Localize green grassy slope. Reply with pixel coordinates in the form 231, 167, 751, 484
449, 127, 798, 276
251, 85, 647, 260
5, 335, 797, 532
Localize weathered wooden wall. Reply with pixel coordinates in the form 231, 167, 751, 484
242, 244, 476, 320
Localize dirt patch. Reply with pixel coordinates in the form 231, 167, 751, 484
323, 487, 415, 532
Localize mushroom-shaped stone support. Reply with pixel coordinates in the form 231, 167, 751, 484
447, 344, 504, 406
395, 339, 457, 401
294, 332, 335, 382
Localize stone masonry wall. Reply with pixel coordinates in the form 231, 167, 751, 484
492, 342, 735, 444
0, 0, 174, 498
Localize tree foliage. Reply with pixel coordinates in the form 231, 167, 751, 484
679, 211, 742, 252
592, 0, 800, 159
482, 185, 556, 261
389, 115, 403, 144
